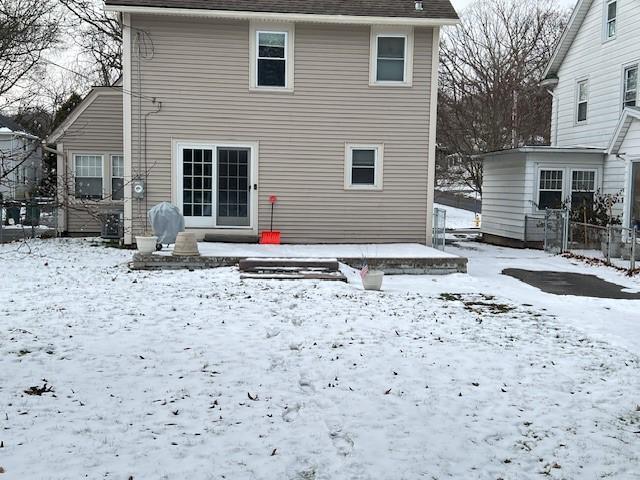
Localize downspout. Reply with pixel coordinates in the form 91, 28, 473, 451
547, 89, 559, 146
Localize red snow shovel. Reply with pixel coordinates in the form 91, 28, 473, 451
260, 195, 281, 244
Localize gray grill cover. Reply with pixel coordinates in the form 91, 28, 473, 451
148, 202, 185, 244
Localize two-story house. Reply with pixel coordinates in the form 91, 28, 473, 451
480, 0, 640, 246
98, 0, 458, 245
0, 114, 43, 203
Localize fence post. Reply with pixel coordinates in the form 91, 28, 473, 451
631, 227, 637, 273
563, 210, 569, 253
606, 225, 612, 264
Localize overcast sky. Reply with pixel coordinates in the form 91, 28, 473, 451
450, 0, 577, 11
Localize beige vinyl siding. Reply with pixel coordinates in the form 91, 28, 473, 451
481, 154, 528, 240
128, 15, 434, 243
553, 0, 640, 149
58, 90, 124, 234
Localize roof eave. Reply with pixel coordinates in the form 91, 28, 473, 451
542, 0, 592, 81
105, 4, 461, 26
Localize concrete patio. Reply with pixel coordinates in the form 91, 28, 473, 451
130, 243, 468, 274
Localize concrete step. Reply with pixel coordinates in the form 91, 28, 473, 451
203, 234, 259, 243
239, 258, 340, 272
240, 271, 347, 282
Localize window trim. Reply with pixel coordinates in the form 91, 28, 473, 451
110, 154, 125, 201
344, 143, 384, 191
370, 26, 414, 87
570, 168, 598, 211
172, 140, 259, 232
604, 0, 617, 41
575, 78, 589, 125
622, 63, 638, 110
249, 22, 295, 92
536, 168, 565, 212
73, 153, 105, 200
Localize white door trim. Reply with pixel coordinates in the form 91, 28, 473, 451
172, 139, 259, 232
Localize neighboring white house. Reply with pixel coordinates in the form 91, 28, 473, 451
481, 0, 640, 246
0, 114, 43, 202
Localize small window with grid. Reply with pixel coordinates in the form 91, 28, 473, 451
74, 155, 103, 199
538, 170, 564, 210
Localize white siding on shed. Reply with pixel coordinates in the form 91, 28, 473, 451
481, 153, 528, 240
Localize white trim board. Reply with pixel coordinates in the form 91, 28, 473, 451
172, 139, 259, 233
104, 5, 460, 27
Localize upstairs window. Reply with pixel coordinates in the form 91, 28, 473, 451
606, 0, 617, 39
576, 80, 589, 123
370, 27, 414, 86
538, 169, 563, 210
376, 36, 406, 82
623, 65, 638, 108
250, 23, 294, 91
74, 154, 103, 200
111, 154, 124, 201
257, 31, 287, 88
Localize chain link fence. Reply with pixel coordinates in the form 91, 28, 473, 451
568, 222, 638, 272
0, 199, 58, 244
525, 209, 638, 273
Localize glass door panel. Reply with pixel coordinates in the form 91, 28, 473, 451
217, 148, 250, 227
182, 147, 214, 225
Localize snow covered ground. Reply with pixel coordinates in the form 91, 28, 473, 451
434, 203, 479, 230
1, 238, 639, 479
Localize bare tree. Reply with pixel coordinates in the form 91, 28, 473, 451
437, 0, 568, 194
0, 0, 61, 103
59, 0, 122, 85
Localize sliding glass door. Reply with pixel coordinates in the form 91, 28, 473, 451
178, 144, 252, 229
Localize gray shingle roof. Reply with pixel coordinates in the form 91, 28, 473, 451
105, 0, 458, 20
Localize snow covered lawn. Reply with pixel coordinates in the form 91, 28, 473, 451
1, 239, 639, 479
434, 203, 479, 230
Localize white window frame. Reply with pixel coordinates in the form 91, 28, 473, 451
249, 22, 295, 92
622, 63, 638, 109
604, 0, 617, 41
173, 140, 259, 231
575, 78, 589, 124
73, 153, 104, 200
344, 143, 384, 191
570, 168, 597, 208
110, 154, 125, 201
536, 168, 565, 211
370, 26, 414, 87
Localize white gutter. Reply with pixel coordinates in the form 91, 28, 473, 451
104, 5, 461, 26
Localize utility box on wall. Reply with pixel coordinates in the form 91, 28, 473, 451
132, 179, 145, 199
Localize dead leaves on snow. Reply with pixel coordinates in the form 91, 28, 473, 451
23, 383, 54, 396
